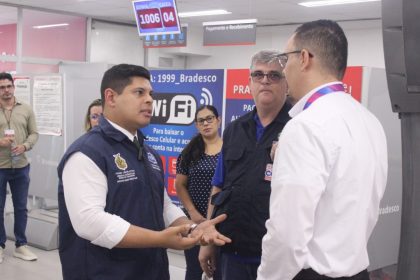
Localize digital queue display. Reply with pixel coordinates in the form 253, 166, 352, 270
132, 0, 181, 36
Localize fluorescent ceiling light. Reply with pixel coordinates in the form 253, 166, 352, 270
203, 19, 257, 26
299, 0, 380, 7
33, 23, 69, 29
178, 9, 231, 18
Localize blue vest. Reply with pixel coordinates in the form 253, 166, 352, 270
218, 103, 291, 257
57, 118, 169, 280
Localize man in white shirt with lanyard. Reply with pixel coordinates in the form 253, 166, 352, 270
257, 20, 388, 280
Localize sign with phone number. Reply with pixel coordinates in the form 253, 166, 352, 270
132, 0, 181, 36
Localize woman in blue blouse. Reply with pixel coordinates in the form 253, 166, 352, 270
176, 105, 222, 280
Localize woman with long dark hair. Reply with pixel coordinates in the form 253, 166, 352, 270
176, 105, 222, 280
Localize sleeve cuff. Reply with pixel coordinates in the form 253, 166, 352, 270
91, 215, 131, 249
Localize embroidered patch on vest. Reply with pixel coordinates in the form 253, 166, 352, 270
113, 153, 128, 171
147, 152, 161, 171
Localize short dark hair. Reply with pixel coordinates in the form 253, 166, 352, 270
294, 20, 348, 80
100, 64, 151, 100
0, 72, 14, 85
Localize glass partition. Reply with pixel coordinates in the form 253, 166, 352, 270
0, 5, 17, 72
22, 9, 86, 61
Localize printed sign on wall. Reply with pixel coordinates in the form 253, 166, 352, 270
224, 69, 254, 128
143, 69, 224, 205
203, 22, 257, 46
224, 66, 364, 130
343, 66, 363, 102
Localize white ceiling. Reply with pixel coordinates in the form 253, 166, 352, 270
0, 0, 382, 26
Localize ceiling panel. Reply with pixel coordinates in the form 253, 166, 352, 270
0, 0, 382, 26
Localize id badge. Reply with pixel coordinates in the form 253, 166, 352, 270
4, 129, 15, 137
264, 163, 273, 181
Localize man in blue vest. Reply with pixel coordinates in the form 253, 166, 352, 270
258, 20, 387, 280
199, 50, 292, 280
58, 64, 230, 280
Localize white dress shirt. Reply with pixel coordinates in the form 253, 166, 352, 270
62, 119, 185, 249
258, 82, 388, 279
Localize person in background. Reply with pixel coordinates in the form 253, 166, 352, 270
84, 98, 103, 131
199, 50, 292, 280
176, 105, 223, 280
0, 72, 39, 263
257, 20, 388, 280
58, 64, 230, 280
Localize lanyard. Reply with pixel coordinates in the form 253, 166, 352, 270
303, 83, 345, 110
1, 107, 13, 129
1, 98, 16, 129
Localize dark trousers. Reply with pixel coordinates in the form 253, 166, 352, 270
0, 165, 30, 248
294, 268, 370, 280
220, 252, 260, 280
184, 245, 221, 280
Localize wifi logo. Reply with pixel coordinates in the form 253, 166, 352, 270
200, 88, 213, 105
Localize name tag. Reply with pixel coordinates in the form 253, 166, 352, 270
264, 163, 273, 182
4, 129, 15, 137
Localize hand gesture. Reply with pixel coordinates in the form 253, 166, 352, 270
159, 224, 201, 250
192, 214, 231, 246
199, 245, 218, 278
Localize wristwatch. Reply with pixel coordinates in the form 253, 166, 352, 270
188, 223, 198, 235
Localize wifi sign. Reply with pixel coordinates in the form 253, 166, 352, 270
152, 93, 197, 125
200, 88, 213, 105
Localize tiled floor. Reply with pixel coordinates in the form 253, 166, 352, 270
0, 239, 398, 280
0, 240, 187, 280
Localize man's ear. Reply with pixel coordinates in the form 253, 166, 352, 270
103, 88, 116, 107
300, 49, 312, 72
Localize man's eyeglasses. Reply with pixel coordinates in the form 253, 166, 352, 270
250, 71, 284, 83
90, 113, 102, 120
277, 50, 314, 68
0, 85, 14, 91
196, 115, 216, 125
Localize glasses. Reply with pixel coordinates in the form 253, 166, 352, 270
90, 113, 102, 120
196, 115, 216, 125
277, 50, 314, 68
250, 71, 284, 83
0, 85, 14, 91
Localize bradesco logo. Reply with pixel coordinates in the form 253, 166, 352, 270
152, 93, 197, 125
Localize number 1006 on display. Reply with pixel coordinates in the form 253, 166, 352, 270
137, 6, 178, 29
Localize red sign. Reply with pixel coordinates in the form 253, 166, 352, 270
167, 176, 177, 196
342, 66, 363, 102
225, 67, 363, 102
226, 69, 252, 100
137, 8, 163, 29
160, 155, 166, 174
168, 156, 177, 175
160, 7, 178, 27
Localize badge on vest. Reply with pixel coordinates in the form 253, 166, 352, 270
147, 152, 161, 171
114, 153, 128, 171
113, 153, 138, 183
264, 163, 273, 182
